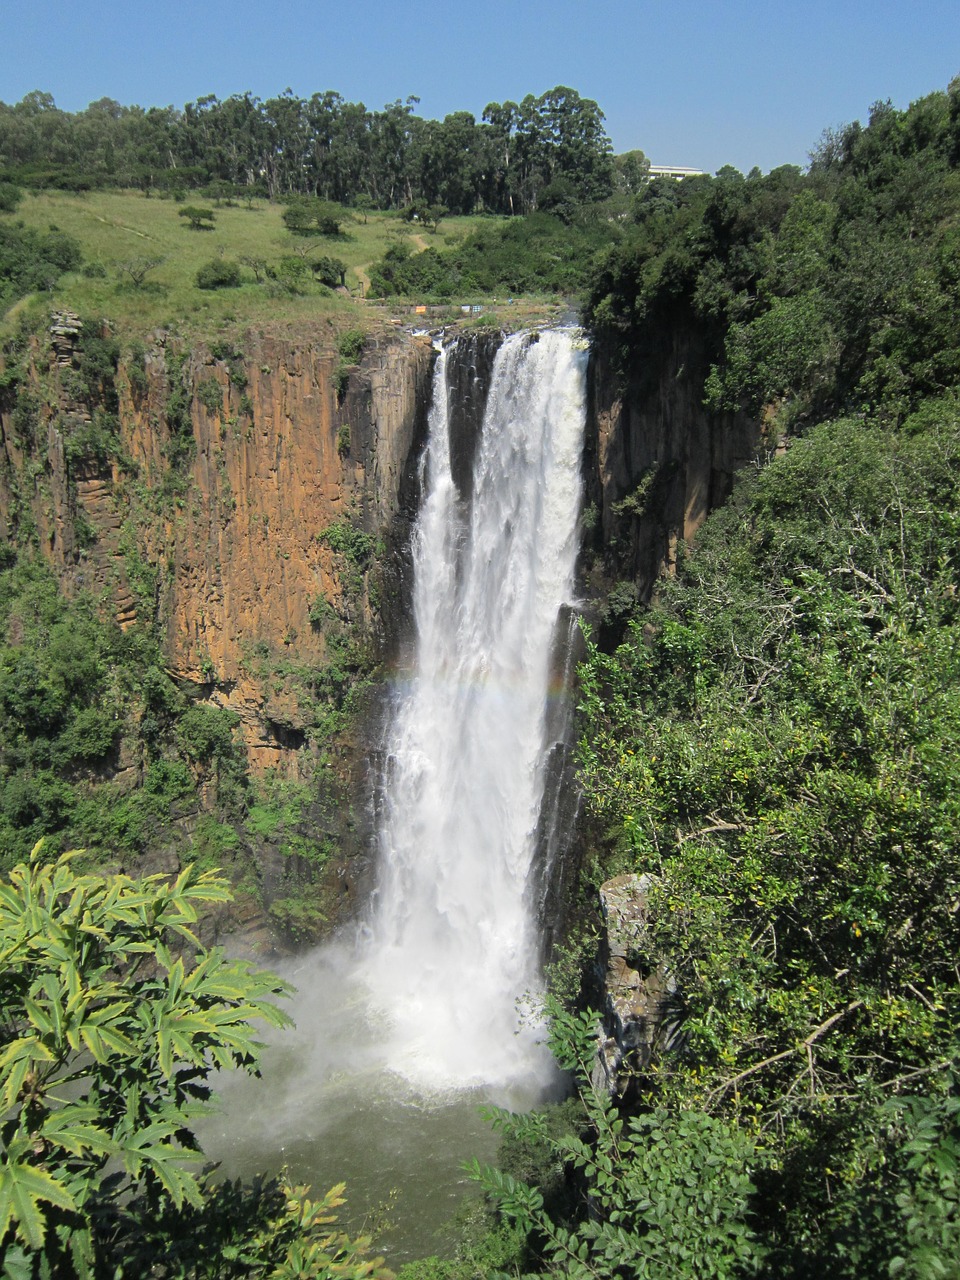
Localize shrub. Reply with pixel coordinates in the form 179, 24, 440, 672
311, 255, 347, 287
196, 378, 223, 414
195, 258, 241, 290
337, 328, 366, 364
178, 205, 215, 230
318, 519, 373, 567
281, 198, 345, 237
0, 848, 391, 1277
0, 181, 22, 212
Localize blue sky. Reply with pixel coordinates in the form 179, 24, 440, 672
1, 1, 958, 174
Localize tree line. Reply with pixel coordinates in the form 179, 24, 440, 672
0, 86, 628, 216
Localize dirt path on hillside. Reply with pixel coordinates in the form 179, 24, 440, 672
355, 231, 429, 301
354, 265, 372, 298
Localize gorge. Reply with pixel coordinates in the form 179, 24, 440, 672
0, 308, 760, 1252
0, 311, 756, 935
3, 76, 960, 1274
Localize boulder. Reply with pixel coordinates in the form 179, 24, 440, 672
592, 872, 679, 1096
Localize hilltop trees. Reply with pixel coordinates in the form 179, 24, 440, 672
0, 85, 614, 216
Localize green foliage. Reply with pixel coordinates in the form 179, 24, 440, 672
116, 255, 164, 289
267, 895, 329, 943
574, 401, 960, 1274
886, 1088, 960, 1279
0, 84, 614, 226
178, 205, 216, 231
281, 198, 346, 237
209, 339, 248, 387
163, 350, 196, 470
9, 390, 41, 447
319, 519, 374, 569
368, 210, 615, 300
126, 339, 148, 396
177, 705, 241, 764
0, 182, 22, 214
0, 848, 391, 1277
242, 628, 374, 749
195, 376, 224, 413
0, 559, 123, 860
308, 593, 335, 628
0, 555, 256, 871
272, 254, 310, 295
0, 848, 289, 1268
186, 813, 241, 871
589, 83, 960, 424
0, 221, 82, 313
245, 776, 313, 851
337, 328, 366, 364
473, 1001, 764, 1280
195, 257, 241, 289
73, 319, 120, 411
62, 407, 119, 468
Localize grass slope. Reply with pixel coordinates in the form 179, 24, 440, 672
2, 189, 482, 338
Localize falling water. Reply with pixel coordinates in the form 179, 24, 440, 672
201, 328, 588, 1255
367, 327, 588, 1089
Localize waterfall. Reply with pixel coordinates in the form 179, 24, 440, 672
367, 328, 588, 1091
201, 328, 588, 1253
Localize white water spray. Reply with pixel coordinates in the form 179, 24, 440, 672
367, 328, 588, 1090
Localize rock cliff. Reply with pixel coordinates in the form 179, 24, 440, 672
0, 318, 435, 776
586, 328, 762, 600
592, 872, 681, 1098
0, 315, 763, 948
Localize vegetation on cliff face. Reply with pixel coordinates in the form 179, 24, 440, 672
0, 554, 256, 877
0, 308, 387, 942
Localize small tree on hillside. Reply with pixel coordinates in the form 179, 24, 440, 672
178, 205, 216, 230
281, 198, 345, 237
116, 255, 165, 288
311, 255, 348, 287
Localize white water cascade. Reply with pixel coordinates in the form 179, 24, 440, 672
201, 328, 588, 1254
367, 327, 588, 1090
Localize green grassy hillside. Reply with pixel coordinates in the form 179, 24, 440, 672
2, 189, 483, 338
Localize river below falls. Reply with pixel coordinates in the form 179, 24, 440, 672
196, 943, 565, 1262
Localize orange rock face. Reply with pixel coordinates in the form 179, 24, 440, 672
0, 319, 435, 777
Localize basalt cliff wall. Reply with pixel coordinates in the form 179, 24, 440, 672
585, 328, 762, 602
0, 319, 763, 768
0, 318, 435, 778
